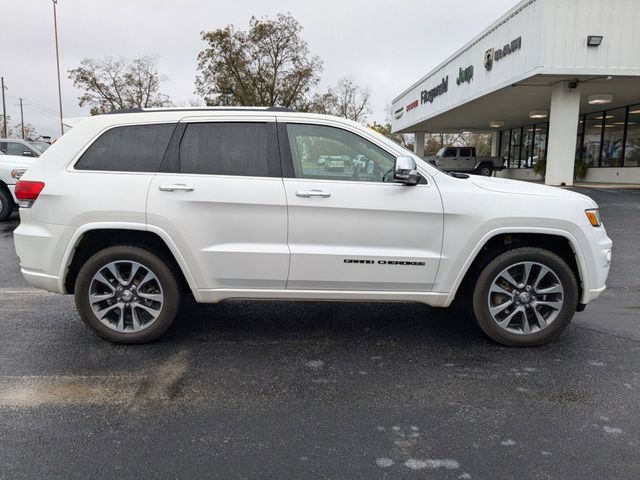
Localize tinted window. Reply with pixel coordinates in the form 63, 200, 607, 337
5, 142, 32, 156
179, 122, 272, 177
443, 148, 457, 157
76, 123, 175, 172
285, 123, 397, 183
459, 148, 472, 157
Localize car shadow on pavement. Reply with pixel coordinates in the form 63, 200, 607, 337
162, 298, 490, 348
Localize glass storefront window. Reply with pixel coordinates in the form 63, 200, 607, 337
601, 108, 626, 167
584, 113, 603, 167
625, 105, 640, 167
522, 126, 534, 168
532, 123, 547, 167
495, 103, 640, 170
499, 130, 510, 160
509, 127, 521, 168
576, 117, 584, 160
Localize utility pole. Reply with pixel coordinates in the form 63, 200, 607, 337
1, 77, 6, 138
20, 98, 25, 139
52, 0, 64, 136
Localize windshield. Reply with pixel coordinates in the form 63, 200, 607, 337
29, 142, 50, 153
435, 148, 445, 157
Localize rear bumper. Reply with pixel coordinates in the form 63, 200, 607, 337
13, 211, 71, 294
20, 268, 61, 292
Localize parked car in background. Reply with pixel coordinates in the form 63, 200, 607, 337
13, 107, 611, 347
325, 155, 346, 172
427, 146, 504, 176
0, 152, 37, 220
0, 138, 48, 158
29, 141, 51, 155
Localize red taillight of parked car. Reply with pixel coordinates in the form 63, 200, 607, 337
14, 181, 45, 208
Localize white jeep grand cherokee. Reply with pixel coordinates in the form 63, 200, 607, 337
13, 107, 612, 346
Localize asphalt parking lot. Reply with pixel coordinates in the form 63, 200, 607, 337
0, 187, 638, 479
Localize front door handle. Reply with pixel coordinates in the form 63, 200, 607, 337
159, 184, 195, 192
296, 189, 331, 198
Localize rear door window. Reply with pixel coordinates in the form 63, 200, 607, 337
5, 142, 31, 156
178, 122, 278, 177
459, 148, 472, 157
75, 123, 176, 172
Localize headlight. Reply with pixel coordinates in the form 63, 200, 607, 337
585, 208, 602, 227
11, 168, 27, 180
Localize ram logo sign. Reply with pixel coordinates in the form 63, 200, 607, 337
484, 48, 494, 71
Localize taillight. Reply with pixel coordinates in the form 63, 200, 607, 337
14, 181, 45, 208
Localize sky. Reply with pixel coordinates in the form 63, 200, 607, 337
1, 0, 520, 139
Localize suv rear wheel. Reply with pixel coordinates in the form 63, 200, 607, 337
476, 163, 493, 176
74, 245, 180, 344
472, 247, 578, 347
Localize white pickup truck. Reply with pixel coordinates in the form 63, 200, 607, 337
428, 147, 505, 176
0, 151, 36, 220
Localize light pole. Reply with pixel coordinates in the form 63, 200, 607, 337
52, 0, 64, 137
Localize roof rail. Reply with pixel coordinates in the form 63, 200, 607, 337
104, 106, 297, 115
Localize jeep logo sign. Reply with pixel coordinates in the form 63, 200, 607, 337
456, 65, 474, 85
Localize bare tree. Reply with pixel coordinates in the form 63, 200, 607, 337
68, 55, 171, 115
310, 77, 371, 123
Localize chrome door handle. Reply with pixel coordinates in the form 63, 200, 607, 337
159, 184, 195, 192
295, 189, 331, 198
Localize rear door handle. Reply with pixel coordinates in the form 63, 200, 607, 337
295, 189, 331, 198
159, 184, 195, 192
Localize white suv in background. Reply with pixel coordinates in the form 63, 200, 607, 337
13, 107, 612, 346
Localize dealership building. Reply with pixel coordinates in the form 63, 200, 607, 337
391, 0, 640, 185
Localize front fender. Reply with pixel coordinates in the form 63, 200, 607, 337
439, 226, 590, 307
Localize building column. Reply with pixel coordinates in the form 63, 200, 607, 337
414, 132, 425, 158
491, 131, 499, 156
545, 81, 581, 186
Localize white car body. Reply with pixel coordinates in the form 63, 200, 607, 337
12, 108, 612, 344
0, 152, 36, 203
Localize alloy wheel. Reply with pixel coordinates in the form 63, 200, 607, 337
88, 260, 164, 333
487, 261, 564, 335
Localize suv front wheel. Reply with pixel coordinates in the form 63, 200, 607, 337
74, 245, 180, 344
472, 247, 578, 347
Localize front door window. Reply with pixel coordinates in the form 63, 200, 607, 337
285, 123, 397, 183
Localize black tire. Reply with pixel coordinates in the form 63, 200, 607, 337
74, 245, 180, 344
477, 164, 493, 177
0, 187, 14, 221
471, 247, 578, 347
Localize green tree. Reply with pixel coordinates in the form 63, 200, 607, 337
368, 122, 412, 148
68, 55, 171, 114
195, 14, 322, 108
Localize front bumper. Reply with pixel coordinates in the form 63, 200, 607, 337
575, 224, 612, 304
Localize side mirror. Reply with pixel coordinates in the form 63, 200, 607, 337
23, 151, 34, 157
394, 155, 421, 185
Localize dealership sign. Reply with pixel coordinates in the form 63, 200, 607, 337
421, 76, 449, 104
456, 65, 474, 85
485, 36, 522, 71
